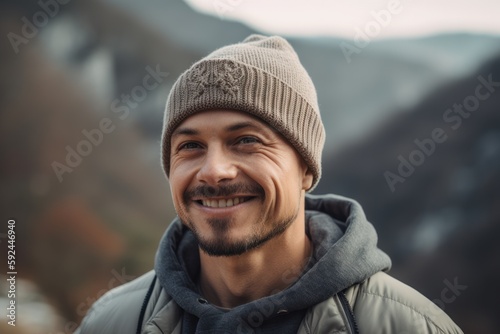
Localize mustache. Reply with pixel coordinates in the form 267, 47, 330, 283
183, 183, 265, 202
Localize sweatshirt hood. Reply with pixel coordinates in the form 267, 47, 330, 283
154, 194, 391, 333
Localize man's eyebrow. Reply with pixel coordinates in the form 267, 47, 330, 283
225, 121, 265, 132
171, 127, 199, 138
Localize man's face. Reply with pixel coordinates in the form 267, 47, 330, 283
169, 109, 313, 256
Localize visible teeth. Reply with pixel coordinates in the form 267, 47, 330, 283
200, 197, 246, 208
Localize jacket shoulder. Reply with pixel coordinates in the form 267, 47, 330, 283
347, 272, 463, 334
76, 270, 156, 334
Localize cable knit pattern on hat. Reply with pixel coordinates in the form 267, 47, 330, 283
161, 34, 326, 190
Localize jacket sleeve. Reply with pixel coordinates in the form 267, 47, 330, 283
348, 272, 463, 334
75, 270, 156, 334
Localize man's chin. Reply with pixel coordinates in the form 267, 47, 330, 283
183, 211, 296, 257
196, 224, 291, 257
197, 237, 266, 257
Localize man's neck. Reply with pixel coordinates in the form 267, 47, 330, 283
198, 218, 312, 309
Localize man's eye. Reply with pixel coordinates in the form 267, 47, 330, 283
238, 136, 259, 144
179, 142, 201, 150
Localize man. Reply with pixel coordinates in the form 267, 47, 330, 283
77, 35, 462, 333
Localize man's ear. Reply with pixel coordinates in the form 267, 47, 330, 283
301, 165, 314, 191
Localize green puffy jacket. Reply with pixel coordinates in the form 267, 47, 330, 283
77, 269, 462, 333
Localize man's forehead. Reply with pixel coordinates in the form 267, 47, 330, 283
172, 109, 276, 136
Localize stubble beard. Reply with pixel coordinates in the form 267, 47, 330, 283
182, 204, 300, 257
180, 182, 301, 257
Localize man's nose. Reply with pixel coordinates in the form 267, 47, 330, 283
196, 147, 237, 186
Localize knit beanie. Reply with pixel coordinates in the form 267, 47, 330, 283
161, 34, 325, 190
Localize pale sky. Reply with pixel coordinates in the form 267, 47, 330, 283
186, 0, 500, 39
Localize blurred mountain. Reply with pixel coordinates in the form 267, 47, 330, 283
37, 0, 500, 151
0, 3, 174, 326
315, 54, 500, 333
305, 33, 500, 148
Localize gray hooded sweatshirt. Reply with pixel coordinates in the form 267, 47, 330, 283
153, 194, 391, 333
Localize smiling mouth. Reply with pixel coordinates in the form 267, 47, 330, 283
195, 197, 254, 208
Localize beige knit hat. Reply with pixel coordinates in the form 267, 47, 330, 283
161, 34, 325, 190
